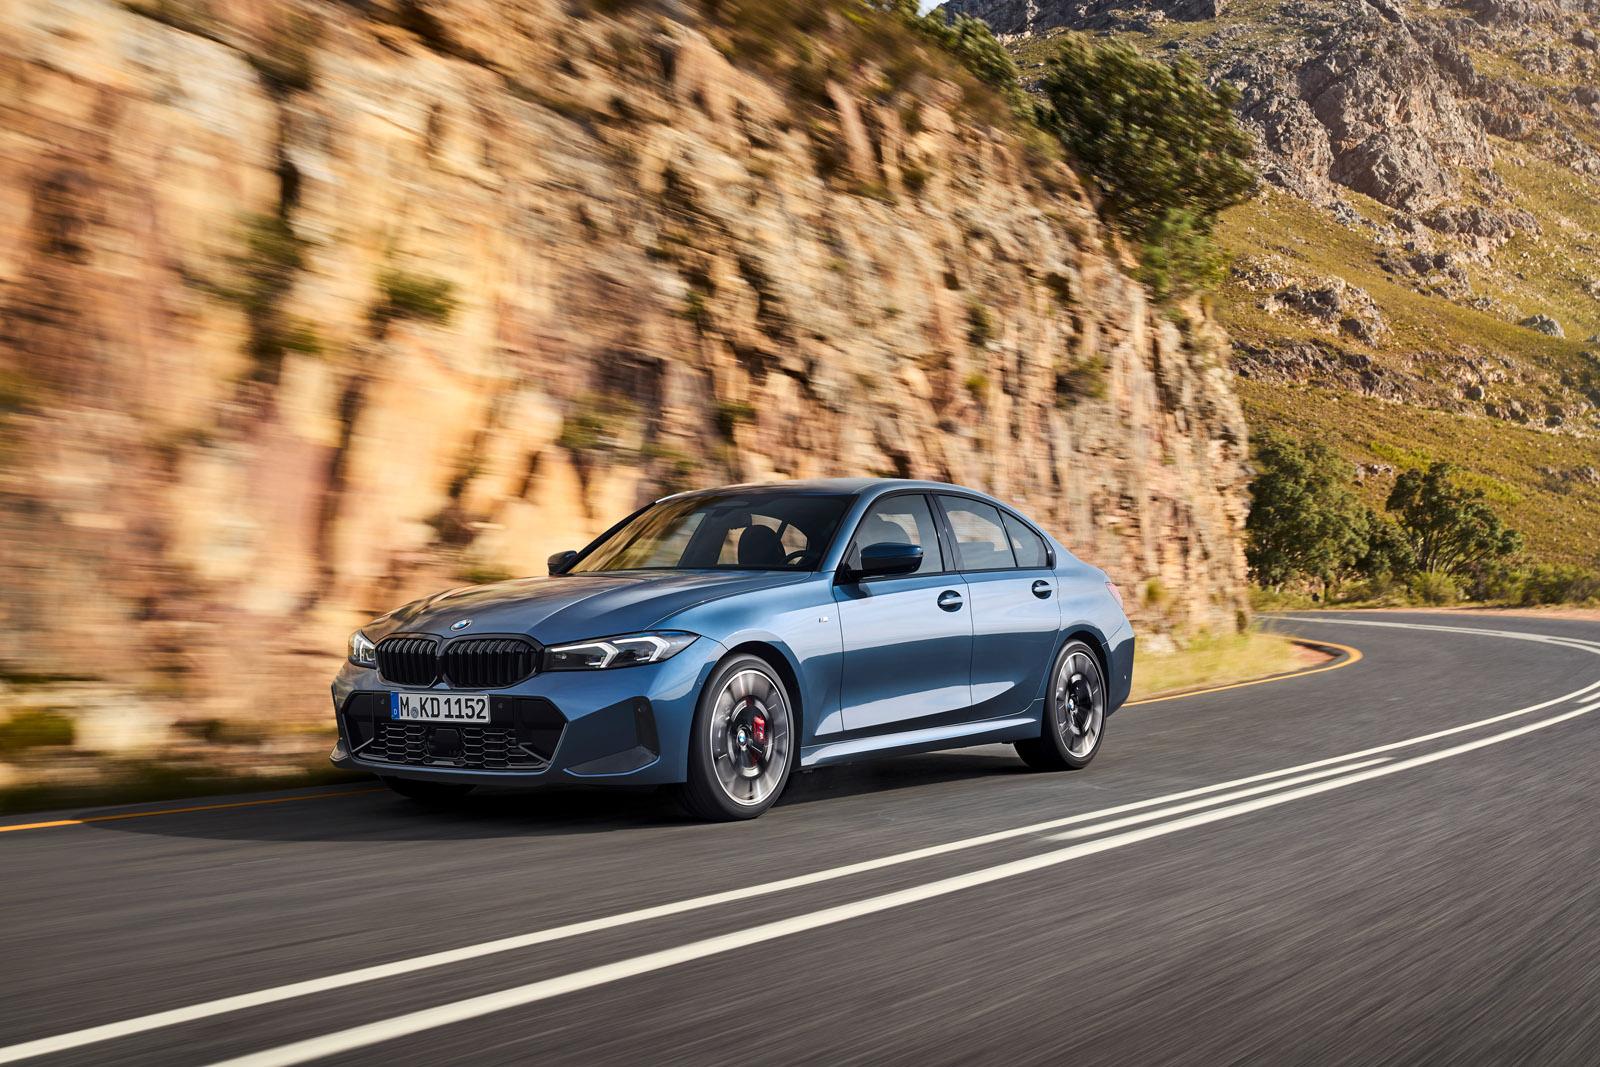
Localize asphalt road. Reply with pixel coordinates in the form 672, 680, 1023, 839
4, 611, 1600, 1066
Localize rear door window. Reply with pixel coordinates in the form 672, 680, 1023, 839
938, 497, 1017, 572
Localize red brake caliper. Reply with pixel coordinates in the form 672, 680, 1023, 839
750, 714, 767, 766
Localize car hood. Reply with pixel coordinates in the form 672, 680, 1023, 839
367, 570, 809, 645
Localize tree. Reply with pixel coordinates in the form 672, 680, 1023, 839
1386, 463, 1522, 578
1134, 208, 1227, 301
1246, 432, 1370, 591
1353, 508, 1416, 582
1037, 35, 1257, 246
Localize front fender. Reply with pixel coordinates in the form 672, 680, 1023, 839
663, 576, 841, 749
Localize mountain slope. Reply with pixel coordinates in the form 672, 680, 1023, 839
949, 0, 1600, 564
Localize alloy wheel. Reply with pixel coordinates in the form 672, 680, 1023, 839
710, 668, 792, 807
1055, 648, 1104, 759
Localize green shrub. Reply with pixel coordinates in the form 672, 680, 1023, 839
459, 564, 516, 585
557, 394, 638, 460
1515, 564, 1600, 605
878, 0, 1030, 118
371, 267, 457, 335
1055, 356, 1108, 404
966, 300, 993, 347
236, 214, 305, 306
714, 400, 757, 437
174, 717, 272, 745
1136, 209, 1228, 301
682, 289, 713, 331
209, 213, 320, 379
704, 0, 1030, 139
1338, 574, 1408, 605
1039, 35, 1256, 232
0, 710, 75, 755
1408, 570, 1462, 605
642, 444, 699, 494
1037, 34, 1256, 298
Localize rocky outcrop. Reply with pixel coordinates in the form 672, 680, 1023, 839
953, 0, 1599, 213
1521, 314, 1566, 337
944, 0, 1225, 35
0, 0, 1250, 745
1294, 18, 1491, 209
1208, 6, 1512, 211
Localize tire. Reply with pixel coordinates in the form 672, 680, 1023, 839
1016, 639, 1107, 771
381, 777, 476, 804
674, 653, 797, 821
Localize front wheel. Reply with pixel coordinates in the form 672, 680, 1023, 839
1016, 639, 1106, 771
674, 653, 796, 821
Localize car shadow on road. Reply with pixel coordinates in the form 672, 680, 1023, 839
778, 748, 1029, 809
80, 749, 1030, 843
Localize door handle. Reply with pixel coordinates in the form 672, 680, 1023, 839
1031, 580, 1053, 599
937, 590, 964, 612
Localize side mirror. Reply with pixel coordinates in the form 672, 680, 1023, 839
547, 549, 578, 576
855, 541, 923, 579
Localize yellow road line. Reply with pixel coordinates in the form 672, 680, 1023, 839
0, 787, 385, 835
1125, 638, 1363, 707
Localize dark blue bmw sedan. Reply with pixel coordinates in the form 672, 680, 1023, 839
331, 479, 1134, 820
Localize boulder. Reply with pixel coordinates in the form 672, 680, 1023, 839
1519, 314, 1565, 338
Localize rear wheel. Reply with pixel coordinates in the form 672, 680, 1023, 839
674, 653, 796, 821
1016, 639, 1106, 771
381, 777, 476, 804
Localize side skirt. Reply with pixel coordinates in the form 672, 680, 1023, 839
800, 703, 1042, 769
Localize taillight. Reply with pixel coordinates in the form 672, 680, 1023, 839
1105, 581, 1124, 609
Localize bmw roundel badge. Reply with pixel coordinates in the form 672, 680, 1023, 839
451, 619, 472, 631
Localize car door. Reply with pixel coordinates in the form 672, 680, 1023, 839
934, 495, 1061, 719
834, 492, 973, 732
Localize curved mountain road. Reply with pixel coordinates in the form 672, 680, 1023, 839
3, 611, 1599, 1065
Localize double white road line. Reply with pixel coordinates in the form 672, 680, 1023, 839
4, 618, 1599, 1066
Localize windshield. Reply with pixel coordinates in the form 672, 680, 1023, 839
570, 493, 853, 573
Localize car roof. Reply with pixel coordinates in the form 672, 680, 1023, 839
649, 478, 1062, 558
657, 477, 1006, 503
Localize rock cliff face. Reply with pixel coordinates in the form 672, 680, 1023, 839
0, 0, 1249, 749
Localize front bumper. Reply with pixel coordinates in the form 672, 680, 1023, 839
330, 638, 722, 787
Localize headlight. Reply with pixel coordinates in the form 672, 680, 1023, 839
348, 630, 377, 668
544, 631, 698, 670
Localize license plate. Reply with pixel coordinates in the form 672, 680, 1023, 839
390, 692, 490, 722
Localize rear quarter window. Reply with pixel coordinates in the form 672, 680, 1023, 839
1002, 512, 1050, 568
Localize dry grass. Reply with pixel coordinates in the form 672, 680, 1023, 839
0, 759, 360, 817
1129, 629, 1326, 701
